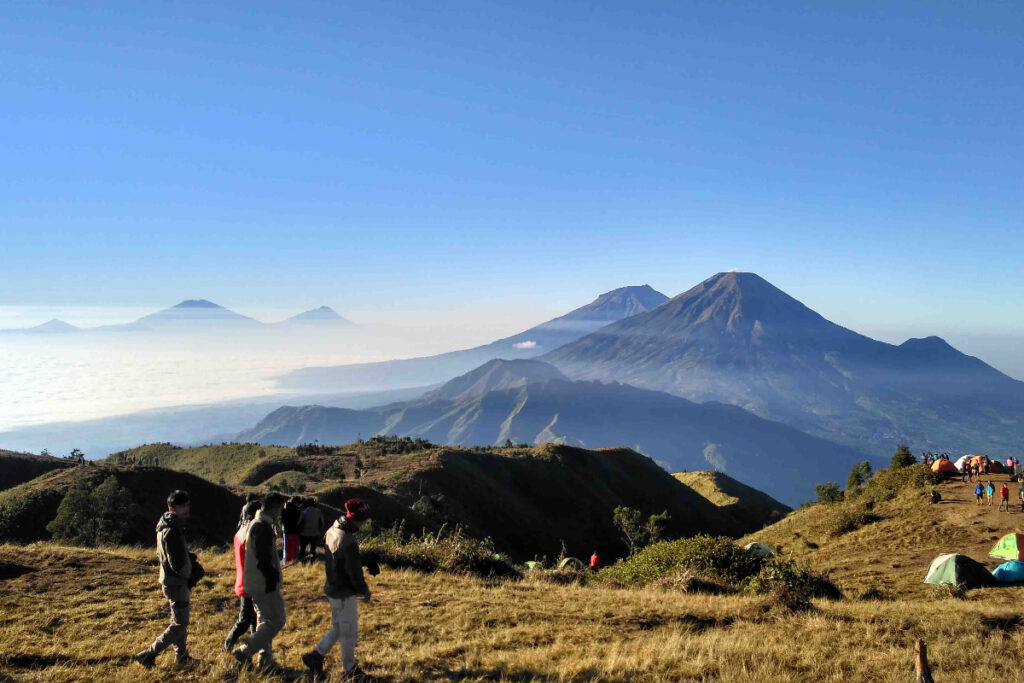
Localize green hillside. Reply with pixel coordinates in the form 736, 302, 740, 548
0, 449, 74, 492
0, 464, 241, 546
106, 442, 295, 485
673, 470, 790, 534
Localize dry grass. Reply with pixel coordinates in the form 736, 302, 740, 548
4, 541, 1024, 682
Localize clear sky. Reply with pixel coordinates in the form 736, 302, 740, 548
3, 1, 1022, 342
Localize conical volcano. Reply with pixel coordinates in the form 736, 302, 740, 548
543, 272, 1024, 457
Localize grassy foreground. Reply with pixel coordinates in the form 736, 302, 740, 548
3, 542, 1024, 682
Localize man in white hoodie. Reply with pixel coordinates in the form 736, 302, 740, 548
232, 492, 287, 673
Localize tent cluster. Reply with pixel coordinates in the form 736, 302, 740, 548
924, 533, 1024, 588
953, 454, 1008, 475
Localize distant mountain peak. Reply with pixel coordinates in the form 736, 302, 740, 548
172, 299, 223, 309
284, 306, 354, 325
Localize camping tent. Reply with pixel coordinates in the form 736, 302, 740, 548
993, 560, 1024, 583
923, 553, 998, 588
989, 461, 1006, 474
954, 455, 971, 472
931, 459, 957, 474
524, 561, 541, 571
557, 557, 584, 570
744, 542, 776, 558
990, 533, 1024, 562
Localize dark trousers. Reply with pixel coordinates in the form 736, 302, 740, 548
224, 596, 256, 648
299, 535, 319, 560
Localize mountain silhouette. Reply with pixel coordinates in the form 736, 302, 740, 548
277, 285, 669, 392
0, 318, 80, 334
542, 272, 1024, 456
239, 358, 873, 505
280, 306, 355, 326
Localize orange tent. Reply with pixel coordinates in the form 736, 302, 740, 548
931, 459, 957, 474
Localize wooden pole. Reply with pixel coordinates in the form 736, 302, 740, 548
915, 639, 934, 683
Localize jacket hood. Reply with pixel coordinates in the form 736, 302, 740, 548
157, 511, 182, 533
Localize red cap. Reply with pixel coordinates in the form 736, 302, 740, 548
345, 498, 370, 520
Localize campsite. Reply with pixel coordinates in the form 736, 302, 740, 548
4, 451, 1024, 682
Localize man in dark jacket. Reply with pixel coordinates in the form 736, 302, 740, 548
232, 492, 287, 673
135, 490, 193, 669
299, 498, 324, 562
302, 498, 372, 680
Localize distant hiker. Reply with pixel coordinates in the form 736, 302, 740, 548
299, 498, 325, 561
999, 483, 1010, 512
987, 481, 996, 507
232, 492, 288, 673
223, 500, 261, 653
303, 498, 372, 680
961, 465, 970, 483
928, 490, 941, 505
282, 496, 301, 564
135, 490, 198, 670
1018, 481, 1024, 512
975, 482, 985, 506
590, 551, 600, 571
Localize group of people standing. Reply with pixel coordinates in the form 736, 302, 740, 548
973, 479, 1024, 512
134, 489, 373, 680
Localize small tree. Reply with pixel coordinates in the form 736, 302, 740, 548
846, 464, 865, 492
890, 444, 916, 469
815, 482, 843, 505
47, 482, 97, 545
859, 460, 872, 479
93, 476, 141, 545
613, 505, 646, 556
645, 510, 672, 544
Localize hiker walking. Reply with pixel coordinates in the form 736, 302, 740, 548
282, 496, 301, 564
231, 492, 288, 673
590, 551, 600, 571
1018, 479, 1024, 512
986, 480, 996, 507
303, 498, 373, 681
999, 483, 1010, 512
975, 482, 985, 506
299, 498, 325, 562
136, 490, 201, 669
223, 500, 261, 653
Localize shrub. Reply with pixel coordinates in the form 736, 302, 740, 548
826, 503, 883, 537
360, 523, 518, 578
597, 535, 763, 588
857, 464, 939, 504
745, 557, 842, 601
47, 476, 142, 546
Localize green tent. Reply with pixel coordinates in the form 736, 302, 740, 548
524, 561, 541, 571
558, 557, 584, 570
924, 553, 998, 588
990, 533, 1024, 562
744, 542, 775, 558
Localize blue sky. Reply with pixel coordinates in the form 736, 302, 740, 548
3, 1, 1022, 340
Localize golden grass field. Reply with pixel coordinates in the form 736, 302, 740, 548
3, 474, 1024, 682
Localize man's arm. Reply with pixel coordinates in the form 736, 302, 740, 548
343, 536, 369, 597
164, 526, 192, 580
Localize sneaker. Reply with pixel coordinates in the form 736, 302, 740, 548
133, 650, 156, 670
302, 650, 325, 676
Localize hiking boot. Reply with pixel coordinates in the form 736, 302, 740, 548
230, 647, 250, 671
341, 665, 367, 680
257, 657, 284, 676
175, 654, 197, 669
133, 649, 156, 670
302, 650, 325, 677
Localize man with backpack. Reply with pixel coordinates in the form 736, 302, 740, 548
135, 490, 203, 670
232, 492, 288, 673
299, 498, 325, 562
223, 499, 261, 653
282, 496, 301, 564
999, 482, 1011, 512
302, 499, 372, 681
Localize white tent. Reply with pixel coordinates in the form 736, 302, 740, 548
744, 542, 775, 558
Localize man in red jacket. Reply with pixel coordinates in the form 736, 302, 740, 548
589, 551, 600, 571
223, 500, 261, 652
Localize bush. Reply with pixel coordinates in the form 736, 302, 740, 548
360, 523, 518, 578
826, 503, 883, 537
856, 464, 939, 504
597, 535, 763, 588
47, 476, 142, 546
745, 557, 842, 601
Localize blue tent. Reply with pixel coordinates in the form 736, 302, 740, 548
992, 560, 1024, 583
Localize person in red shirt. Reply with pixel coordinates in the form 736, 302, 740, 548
999, 483, 1011, 512
589, 551, 600, 571
223, 500, 261, 652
